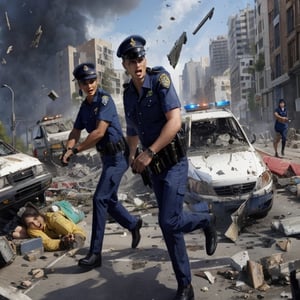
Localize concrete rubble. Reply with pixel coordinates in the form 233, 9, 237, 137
1, 149, 300, 299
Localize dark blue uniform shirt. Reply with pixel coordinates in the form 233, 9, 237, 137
123, 67, 181, 147
74, 89, 123, 148
274, 107, 288, 132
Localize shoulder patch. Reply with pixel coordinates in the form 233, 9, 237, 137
101, 95, 110, 106
158, 73, 170, 88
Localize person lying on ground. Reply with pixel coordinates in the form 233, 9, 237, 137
18, 202, 86, 251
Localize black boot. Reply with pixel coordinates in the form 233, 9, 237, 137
131, 217, 143, 248
174, 284, 194, 300
78, 253, 101, 268
204, 214, 218, 256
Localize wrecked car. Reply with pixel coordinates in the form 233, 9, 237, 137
183, 100, 273, 219
32, 114, 73, 166
0, 139, 52, 211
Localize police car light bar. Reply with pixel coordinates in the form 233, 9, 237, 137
215, 99, 230, 108
184, 103, 210, 112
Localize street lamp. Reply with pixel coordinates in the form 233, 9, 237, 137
1, 84, 16, 148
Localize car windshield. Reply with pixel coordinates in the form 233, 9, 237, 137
0, 141, 17, 156
44, 120, 73, 134
188, 117, 249, 154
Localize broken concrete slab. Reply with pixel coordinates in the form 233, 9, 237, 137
231, 250, 249, 271
225, 200, 248, 242
276, 176, 300, 187
271, 216, 300, 236
276, 239, 291, 252
246, 260, 264, 289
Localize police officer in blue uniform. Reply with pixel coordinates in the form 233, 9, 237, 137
273, 99, 289, 157
62, 63, 142, 269
117, 35, 217, 300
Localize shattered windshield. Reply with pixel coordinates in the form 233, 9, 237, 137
44, 120, 73, 134
0, 141, 17, 156
189, 117, 248, 153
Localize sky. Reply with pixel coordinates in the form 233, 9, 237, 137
0, 0, 254, 131
86, 0, 254, 89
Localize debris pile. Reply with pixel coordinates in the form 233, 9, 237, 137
195, 251, 300, 299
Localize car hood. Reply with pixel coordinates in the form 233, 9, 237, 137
0, 153, 41, 175
188, 149, 266, 185
47, 131, 71, 143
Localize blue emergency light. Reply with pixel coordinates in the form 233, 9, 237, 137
215, 99, 230, 108
184, 103, 199, 111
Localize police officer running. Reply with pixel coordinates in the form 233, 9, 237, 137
62, 63, 142, 269
273, 98, 289, 157
117, 35, 218, 300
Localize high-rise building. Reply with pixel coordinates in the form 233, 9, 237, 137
268, 0, 300, 129
209, 36, 229, 77
254, 0, 273, 124
228, 5, 255, 122
181, 57, 209, 105
55, 38, 124, 117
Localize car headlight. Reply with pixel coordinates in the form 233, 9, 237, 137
256, 170, 272, 190
34, 164, 46, 175
187, 176, 215, 196
0, 176, 10, 189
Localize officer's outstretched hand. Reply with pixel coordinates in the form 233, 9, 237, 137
60, 149, 73, 166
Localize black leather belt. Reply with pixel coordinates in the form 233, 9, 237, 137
149, 129, 187, 175
97, 137, 127, 156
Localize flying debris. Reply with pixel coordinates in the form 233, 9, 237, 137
5, 11, 11, 31
192, 7, 214, 35
6, 45, 13, 54
167, 31, 187, 69
1, 58, 7, 65
166, 4, 171, 7
47, 90, 59, 101
157, 25, 162, 30
170, 16, 175, 21
31, 25, 43, 48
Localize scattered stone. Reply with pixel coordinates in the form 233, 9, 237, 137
30, 268, 44, 279
20, 280, 32, 289
280, 291, 292, 299
271, 216, 300, 236
231, 251, 249, 271
246, 260, 264, 289
276, 239, 291, 252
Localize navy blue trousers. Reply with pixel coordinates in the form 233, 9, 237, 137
151, 156, 211, 287
90, 152, 137, 254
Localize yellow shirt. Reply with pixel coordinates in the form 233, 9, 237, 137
26, 211, 86, 251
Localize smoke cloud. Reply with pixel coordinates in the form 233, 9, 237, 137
0, 0, 140, 132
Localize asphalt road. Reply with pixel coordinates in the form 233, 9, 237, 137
1, 182, 299, 300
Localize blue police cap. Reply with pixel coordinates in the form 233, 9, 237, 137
117, 35, 146, 59
73, 63, 97, 81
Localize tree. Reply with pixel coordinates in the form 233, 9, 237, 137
0, 121, 11, 143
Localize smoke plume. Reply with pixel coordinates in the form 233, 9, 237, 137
0, 0, 139, 133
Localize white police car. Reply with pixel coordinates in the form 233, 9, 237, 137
183, 100, 273, 219
0, 139, 52, 211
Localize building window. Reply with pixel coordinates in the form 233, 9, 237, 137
274, 0, 279, 17
275, 54, 281, 78
297, 32, 300, 61
288, 40, 296, 68
274, 23, 280, 49
287, 6, 294, 34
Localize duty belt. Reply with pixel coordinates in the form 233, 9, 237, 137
97, 137, 127, 156
149, 129, 187, 175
